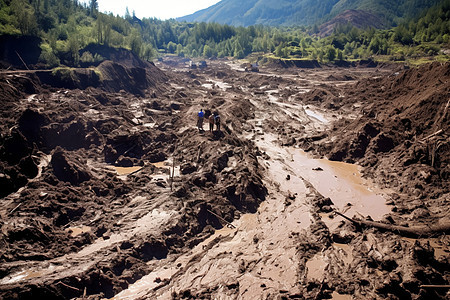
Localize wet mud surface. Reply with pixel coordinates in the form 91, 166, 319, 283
0, 57, 449, 299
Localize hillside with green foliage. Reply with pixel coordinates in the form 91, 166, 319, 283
0, 0, 449, 69
179, 0, 442, 27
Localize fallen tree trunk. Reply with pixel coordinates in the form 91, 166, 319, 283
335, 211, 450, 237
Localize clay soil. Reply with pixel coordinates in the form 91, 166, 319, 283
0, 56, 448, 300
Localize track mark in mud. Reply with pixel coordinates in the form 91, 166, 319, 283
113, 156, 312, 299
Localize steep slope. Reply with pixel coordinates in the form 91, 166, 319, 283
179, 0, 338, 26
318, 9, 385, 37
178, 0, 442, 27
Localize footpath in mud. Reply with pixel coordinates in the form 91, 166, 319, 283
0, 56, 449, 300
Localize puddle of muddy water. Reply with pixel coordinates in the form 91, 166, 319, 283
202, 80, 231, 90
112, 149, 311, 299
304, 107, 329, 124
0, 265, 60, 285
257, 135, 390, 224
331, 291, 353, 300
114, 166, 142, 175
290, 149, 390, 221
66, 225, 91, 237
306, 253, 328, 281
401, 237, 449, 259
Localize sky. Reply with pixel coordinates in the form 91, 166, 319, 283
82, 0, 222, 20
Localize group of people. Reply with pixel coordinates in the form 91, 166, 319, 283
197, 109, 220, 132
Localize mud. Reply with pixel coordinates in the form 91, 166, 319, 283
0, 56, 449, 299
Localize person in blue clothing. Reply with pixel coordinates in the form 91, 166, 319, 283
197, 108, 205, 131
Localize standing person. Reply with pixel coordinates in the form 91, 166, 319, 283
209, 113, 215, 132
214, 111, 221, 132
197, 109, 204, 131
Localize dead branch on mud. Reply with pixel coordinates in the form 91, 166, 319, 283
334, 211, 450, 237
128, 166, 144, 176
8, 203, 23, 215
420, 129, 443, 142
206, 209, 236, 228
57, 281, 81, 291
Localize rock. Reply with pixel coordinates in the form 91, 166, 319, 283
181, 163, 197, 175
321, 205, 333, 213
116, 156, 134, 167
51, 147, 91, 185
372, 133, 395, 153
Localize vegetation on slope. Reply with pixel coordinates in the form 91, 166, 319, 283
179, 0, 443, 27
0, 0, 449, 68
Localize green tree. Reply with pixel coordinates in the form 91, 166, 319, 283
90, 0, 98, 18
11, 0, 38, 35
203, 44, 213, 57
275, 43, 283, 57
67, 34, 80, 65
167, 41, 177, 53
130, 32, 142, 56
142, 44, 155, 60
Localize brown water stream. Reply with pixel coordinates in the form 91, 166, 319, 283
110, 132, 392, 299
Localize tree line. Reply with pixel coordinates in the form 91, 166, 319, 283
0, 0, 449, 67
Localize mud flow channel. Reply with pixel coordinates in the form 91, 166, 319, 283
110, 133, 390, 299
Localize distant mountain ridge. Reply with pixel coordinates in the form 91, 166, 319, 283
178, 0, 443, 28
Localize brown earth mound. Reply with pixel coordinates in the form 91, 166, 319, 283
0, 59, 268, 299
0, 58, 448, 299
308, 62, 449, 225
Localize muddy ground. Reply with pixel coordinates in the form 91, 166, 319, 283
0, 55, 448, 300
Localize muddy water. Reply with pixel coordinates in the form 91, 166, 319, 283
112, 143, 312, 299
66, 225, 92, 237
304, 106, 329, 123
401, 237, 449, 259
0, 194, 178, 287
112, 132, 391, 298
114, 166, 142, 175
258, 134, 390, 222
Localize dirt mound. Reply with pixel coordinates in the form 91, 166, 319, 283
80, 44, 150, 69
262, 57, 321, 68
51, 147, 92, 185
0, 59, 270, 299
34, 60, 167, 96
0, 58, 448, 300
98, 60, 168, 96
36, 68, 101, 90
317, 62, 449, 222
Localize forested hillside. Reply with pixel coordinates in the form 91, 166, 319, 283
0, 0, 449, 68
179, 0, 442, 27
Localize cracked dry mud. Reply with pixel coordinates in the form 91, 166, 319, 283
0, 57, 449, 300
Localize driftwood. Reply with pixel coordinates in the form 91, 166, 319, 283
335, 211, 450, 237
206, 209, 236, 229
128, 166, 144, 176
420, 285, 450, 288
9, 203, 23, 215
57, 281, 81, 291
420, 129, 443, 142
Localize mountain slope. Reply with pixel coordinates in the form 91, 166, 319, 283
178, 0, 443, 27
179, 0, 338, 26
318, 9, 384, 37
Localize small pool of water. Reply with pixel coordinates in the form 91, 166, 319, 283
66, 225, 91, 237
114, 166, 143, 175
